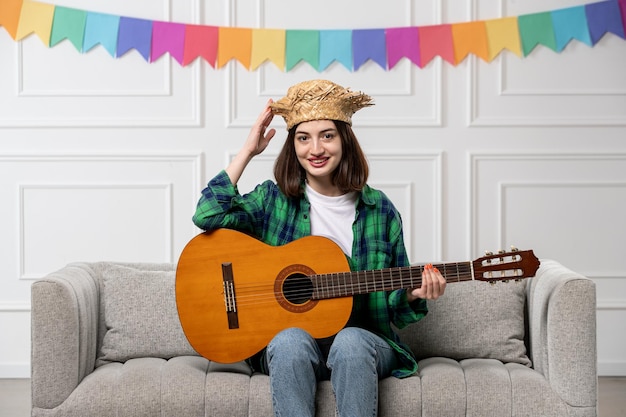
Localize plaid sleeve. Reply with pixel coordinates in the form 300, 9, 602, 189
388, 289, 428, 329
192, 170, 267, 234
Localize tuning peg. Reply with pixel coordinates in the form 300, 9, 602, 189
510, 246, 518, 252
498, 249, 505, 254
485, 251, 493, 256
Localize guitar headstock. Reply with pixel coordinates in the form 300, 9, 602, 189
472, 247, 540, 283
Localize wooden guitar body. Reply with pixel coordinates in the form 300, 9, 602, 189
176, 229, 352, 363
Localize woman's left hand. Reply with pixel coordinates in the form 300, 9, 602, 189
407, 264, 446, 302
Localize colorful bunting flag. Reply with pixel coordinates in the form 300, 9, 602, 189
15, 0, 55, 45
452, 21, 489, 63
484, 17, 522, 60
586, 0, 625, 44
217, 27, 252, 69
518, 12, 558, 56
117, 17, 152, 61
50, 7, 86, 51
83, 12, 120, 56
386, 27, 420, 69
151, 21, 186, 64
251, 29, 286, 70
183, 24, 218, 67
419, 24, 454, 67
286, 30, 319, 71
353, 29, 386, 70
551, 6, 592, 51
1, 0, 624, 71
621, 0, 626, 33
319, 30, 352, 71
0, 0, 24, 40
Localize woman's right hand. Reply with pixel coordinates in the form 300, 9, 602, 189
225, 100, 277, 185
242, 99, 276, 158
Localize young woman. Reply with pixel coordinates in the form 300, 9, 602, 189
192, 80, 446, 417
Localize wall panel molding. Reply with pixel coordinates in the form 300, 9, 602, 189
469, 152, 626, 254
18, 182, 174, 280
1, 151, 203, 281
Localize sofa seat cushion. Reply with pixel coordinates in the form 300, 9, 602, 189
32, 356, 255, 417
31, 357, 569, 417
418, 357, 568, 417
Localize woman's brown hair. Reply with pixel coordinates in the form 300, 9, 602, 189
273, 120, 369, 198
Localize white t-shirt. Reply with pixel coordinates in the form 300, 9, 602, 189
306, 183, 357, 256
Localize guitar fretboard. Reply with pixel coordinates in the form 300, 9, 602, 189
311, 262, 474, 300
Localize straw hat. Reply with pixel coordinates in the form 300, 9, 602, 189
270, 80, 373, 130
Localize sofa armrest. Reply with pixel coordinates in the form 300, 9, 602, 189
527, 259, 597, 409
31, 263, 100, 409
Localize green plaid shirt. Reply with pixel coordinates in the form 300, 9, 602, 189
193, 170, 428, 377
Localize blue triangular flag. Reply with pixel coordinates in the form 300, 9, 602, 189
319, 30, 352, 71
117, 17, 152, 61
585, 0, 625, 44
353, 29, 387, 70
551, 6, 592, 51
83, 12, 120, 56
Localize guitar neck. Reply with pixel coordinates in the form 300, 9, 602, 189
311, 262, 473, 300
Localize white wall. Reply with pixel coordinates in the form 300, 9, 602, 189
1, 0, 625, 378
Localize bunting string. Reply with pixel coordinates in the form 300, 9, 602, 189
1, 0, 625, 70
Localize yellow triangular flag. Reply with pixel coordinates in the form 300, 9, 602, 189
484, 17, 522, 60
16, 0, 55, 45
251, 29, 286, 70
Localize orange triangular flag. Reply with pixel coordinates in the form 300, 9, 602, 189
0, 0, 24, 39
217, 27, 252, 69
451, 21, 489, 63
251, 29, 285, 70
484, 17, 522, 60
15, 0, 55, 45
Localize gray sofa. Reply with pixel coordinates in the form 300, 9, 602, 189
31, 259, 597, 416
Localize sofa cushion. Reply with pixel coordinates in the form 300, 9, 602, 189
398, 279, 531, 366
96, 263, 198, 366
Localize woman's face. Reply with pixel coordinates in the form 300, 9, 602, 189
293, 119, 343, 195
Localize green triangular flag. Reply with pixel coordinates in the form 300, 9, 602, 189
50, 6, 87, 52
286, 30, 319, 71
518, 12, 557, 56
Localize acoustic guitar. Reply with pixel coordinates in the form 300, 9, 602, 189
175, 228, 540, 363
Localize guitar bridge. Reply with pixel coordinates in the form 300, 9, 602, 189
222, 263, 239, 329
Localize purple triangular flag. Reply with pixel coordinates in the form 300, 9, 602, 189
585, 0, 625, 44
386, 27, 420, 69
151, 21, 186, 64
353, 29, 387, 70
620, 0, 626, 35
117, 17, 153, 61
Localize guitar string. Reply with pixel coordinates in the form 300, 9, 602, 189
218, 264, 476, 307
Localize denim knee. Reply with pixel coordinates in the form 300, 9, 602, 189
330, 327, 375, 358
267, 328, 319, 363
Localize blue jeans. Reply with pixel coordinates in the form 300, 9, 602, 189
263, 327, 398, 417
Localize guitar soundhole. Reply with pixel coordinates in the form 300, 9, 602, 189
283, 273, 313, 305
275, 264, 318, 313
